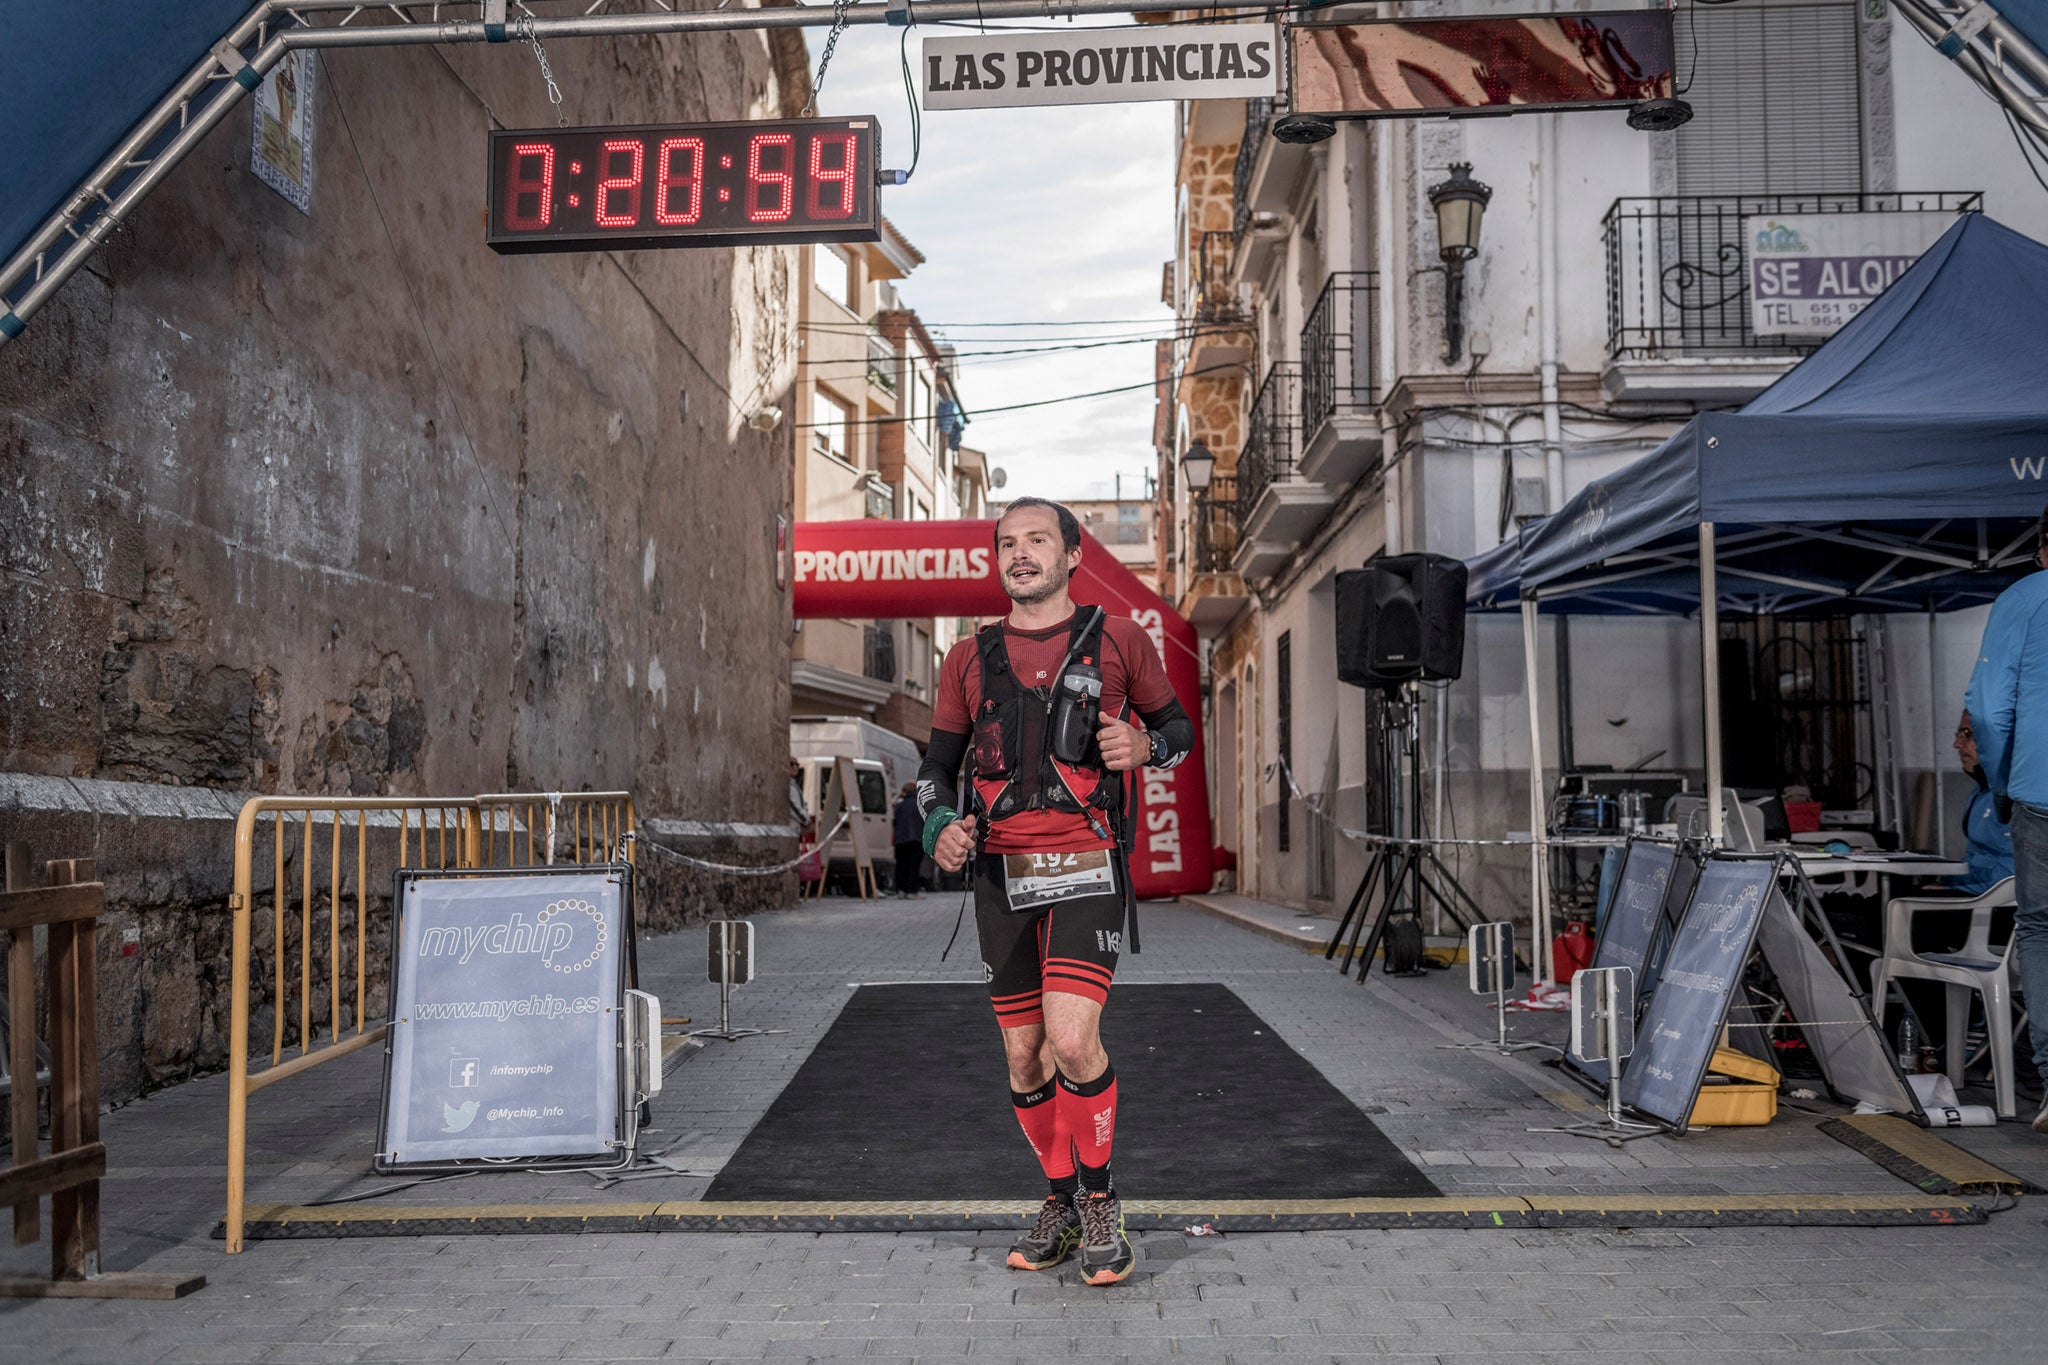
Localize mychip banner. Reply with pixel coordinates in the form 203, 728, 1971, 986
1619, 857, 1774, 1130
378, 868, 630, 1170
1746, 212, 1954, 337
920, 25, 1280, 110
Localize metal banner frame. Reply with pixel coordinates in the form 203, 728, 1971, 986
374, 863, 641, 1176
0, 0, 1284, 345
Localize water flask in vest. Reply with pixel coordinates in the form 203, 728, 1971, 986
1051, 658, 1103, 764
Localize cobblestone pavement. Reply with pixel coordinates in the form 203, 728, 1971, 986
2, 894, 2042, 1362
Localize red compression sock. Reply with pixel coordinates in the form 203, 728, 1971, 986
1055, 1065, 1116, 1181
1011, 1079, 1075, 1183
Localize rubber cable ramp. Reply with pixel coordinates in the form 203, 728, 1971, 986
222, 1192, 1988, 1239
1818, 1113, 2037, 1196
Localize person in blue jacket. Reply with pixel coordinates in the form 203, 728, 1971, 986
1949, 709, 2015, 896
1964, 504, 2048, 1134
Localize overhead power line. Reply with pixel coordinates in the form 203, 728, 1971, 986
798, 324, 1248, 368
794, 360, 1242, 429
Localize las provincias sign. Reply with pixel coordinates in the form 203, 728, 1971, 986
920, 24, 1281, 111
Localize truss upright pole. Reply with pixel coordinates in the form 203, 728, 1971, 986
1701, 521, 1725, 847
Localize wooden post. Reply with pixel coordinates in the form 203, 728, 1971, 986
6, 841, 39, 1247
0, 849, 204, 1300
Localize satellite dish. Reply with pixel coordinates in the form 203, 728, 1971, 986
989, 467, 1008, 489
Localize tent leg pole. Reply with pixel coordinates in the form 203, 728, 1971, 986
1521, 597, 1552, 984
1432, 685, 1448, 937
1930, 606, 1947, 854
1701, 523, 1724, 846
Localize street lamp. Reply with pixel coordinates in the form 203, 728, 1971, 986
1181, 440, 1216, 494
1427, 163, 1492, 366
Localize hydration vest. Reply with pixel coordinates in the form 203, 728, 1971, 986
967, 609, 1122, 835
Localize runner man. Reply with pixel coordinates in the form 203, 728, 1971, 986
918, 498, 1194, 1286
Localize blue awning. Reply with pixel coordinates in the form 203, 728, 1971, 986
1469, 214, 2048, 617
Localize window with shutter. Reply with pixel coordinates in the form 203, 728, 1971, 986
1675, 0, 1864, 195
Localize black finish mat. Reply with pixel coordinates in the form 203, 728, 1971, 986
703, 982, 1440, 1201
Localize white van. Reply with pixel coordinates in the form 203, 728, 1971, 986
791, 717, 924, 883
792, 715, 923, 793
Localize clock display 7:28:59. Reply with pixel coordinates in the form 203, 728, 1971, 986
485, 116, 881, 254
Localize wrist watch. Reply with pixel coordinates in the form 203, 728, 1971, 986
1147, 731, 1169, 767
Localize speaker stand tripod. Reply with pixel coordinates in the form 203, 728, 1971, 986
1324, 684, 1492, 984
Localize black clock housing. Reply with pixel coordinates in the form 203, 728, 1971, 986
486, 116, 881, 254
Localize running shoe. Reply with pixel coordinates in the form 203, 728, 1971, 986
1077, 1189, 1135, 1285
2034, 1093, 2048, 1135
1005, 1194, 1082, 1271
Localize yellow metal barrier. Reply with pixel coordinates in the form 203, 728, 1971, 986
223, 791, 634, 1253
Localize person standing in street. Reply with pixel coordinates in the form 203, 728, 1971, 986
788, 756, 812, 837
1948, 709, 2015, 896
892, 782, 925, 899
1965, 502, 2048, 1134
918, 498, 1194, 1285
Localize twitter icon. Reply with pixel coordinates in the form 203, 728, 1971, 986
442, 1099, 479, 1133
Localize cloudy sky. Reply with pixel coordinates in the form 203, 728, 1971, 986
813, 19, 1177, 502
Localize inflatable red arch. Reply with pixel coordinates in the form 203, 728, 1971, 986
792, 520, 1212, 899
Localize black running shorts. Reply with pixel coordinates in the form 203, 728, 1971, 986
972, 850, 1124, 1028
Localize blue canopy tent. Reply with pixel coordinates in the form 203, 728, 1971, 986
1465, 212, 2048, 956
0, 2, 256, 333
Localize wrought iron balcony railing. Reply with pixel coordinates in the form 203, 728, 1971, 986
1190, 474, 1241, 575
866, 329, 897, 393
1235, 363, 1302, 523
1602, 192, 1982, 359
1300, 271, 1378, 437
1188, 229, 1244, 325
863, 622, 897, 683
1232, 96, 1273, 244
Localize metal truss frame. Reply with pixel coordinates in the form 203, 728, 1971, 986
1525, 517, 2038, 618
0, 0, 1279, 348
1894, 0, 2048, 145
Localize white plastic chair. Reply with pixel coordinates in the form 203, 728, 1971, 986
1871, 876, 2021, 1119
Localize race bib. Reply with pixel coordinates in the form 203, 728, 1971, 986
1002, 850, 1116, 912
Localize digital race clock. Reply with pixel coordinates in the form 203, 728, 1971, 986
486, 116, 881, 254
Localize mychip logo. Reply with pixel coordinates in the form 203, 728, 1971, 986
417, 899, 609, 974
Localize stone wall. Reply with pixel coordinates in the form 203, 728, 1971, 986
0, 29, 810, 1103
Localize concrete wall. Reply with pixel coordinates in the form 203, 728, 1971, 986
0, 32, 807, 1101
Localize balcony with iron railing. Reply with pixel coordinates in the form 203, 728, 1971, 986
1233, 362, 1335, 580
1297, 271, 1380, 486
1230, 93, 1303, 282
1191, 474, 1240, 575
1234, 363, 1298, 523
1183, 229, 1254, 376
1601, 191, 1981, 401
866, 329, 898, 393
863, 622, 897, 684
1188, 230, 1245, 325
1231, 96, 1272, 244
1179, 472, 1248, 637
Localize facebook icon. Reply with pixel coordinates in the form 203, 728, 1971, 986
450, 1057, 480, 1088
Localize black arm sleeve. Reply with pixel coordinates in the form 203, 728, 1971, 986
917, 728, 970, 820
1134, 695, 1195, 770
